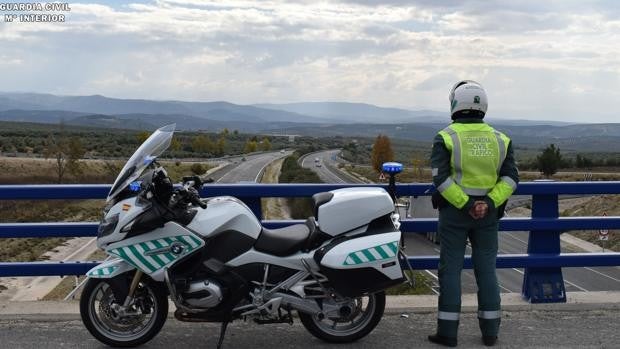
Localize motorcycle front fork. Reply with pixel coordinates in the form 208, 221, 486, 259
123, 269, 144, 307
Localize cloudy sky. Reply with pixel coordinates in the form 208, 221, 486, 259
1, 0, 619, 122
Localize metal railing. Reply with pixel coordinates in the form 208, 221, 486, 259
1, 181, 619, 303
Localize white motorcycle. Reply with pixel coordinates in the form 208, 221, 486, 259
81, 124, 408, 348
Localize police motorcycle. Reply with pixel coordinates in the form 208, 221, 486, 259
81, 124, 410, 348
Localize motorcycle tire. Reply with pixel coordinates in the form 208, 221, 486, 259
80, 276, 168, 347
298, 291, 386, 343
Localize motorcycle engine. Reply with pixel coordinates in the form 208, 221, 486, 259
182, 279, 223, 308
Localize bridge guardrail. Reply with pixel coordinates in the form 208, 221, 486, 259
1, 181, 619, 303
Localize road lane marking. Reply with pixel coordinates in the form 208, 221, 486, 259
503, 232, 529, 245
583, 267, 620, 283
424, 270, 440, 295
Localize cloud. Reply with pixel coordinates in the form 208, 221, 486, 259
0, 0, 618, 122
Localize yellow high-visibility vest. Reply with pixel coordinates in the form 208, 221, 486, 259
437, 123, 516, 208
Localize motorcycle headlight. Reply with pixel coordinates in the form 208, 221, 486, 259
98, 213, 120, 238
391, 212, 401, 230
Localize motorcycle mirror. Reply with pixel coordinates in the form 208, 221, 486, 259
183, 175, 204, 189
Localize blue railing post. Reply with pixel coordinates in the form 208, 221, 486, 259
522, 192, 566, 303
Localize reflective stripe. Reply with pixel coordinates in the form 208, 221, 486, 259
494, 131, 507, 173
432, 168, 439, 176
500, 176, 517, 190
440, 178, 489, 196
438, 311, 460, 321
444, 127, 463, 184
437, 178, 455, 193
478, 310, 501, 319
462, 188, 490, 196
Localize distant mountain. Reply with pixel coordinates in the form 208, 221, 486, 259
0, 109, 89, 124
0, 92, 323, 124
255, 102, 445, 124
0, 92, 618, 153
267, 122, 620, 152
69, 113, 320, 133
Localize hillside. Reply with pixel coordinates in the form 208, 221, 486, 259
563, 195, 620, 251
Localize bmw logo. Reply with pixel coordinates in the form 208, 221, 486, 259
170, 242, 185, 255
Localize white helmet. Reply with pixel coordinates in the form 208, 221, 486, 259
449, 80, 487, 118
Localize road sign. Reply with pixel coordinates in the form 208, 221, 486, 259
379, 172, 386, 181
599, 212, 609, 241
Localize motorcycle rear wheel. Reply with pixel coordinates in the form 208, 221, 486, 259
80, 277, 168, 347
298, 291, 385, 343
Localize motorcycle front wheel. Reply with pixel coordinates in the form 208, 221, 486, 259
298, 291, 385, 343
80, 277, 168, 347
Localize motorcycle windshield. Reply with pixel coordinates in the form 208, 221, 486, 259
107, 124, 176, 202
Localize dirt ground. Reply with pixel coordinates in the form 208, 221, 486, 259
260, 158, 291, 220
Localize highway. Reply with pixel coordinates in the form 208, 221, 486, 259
210, 151, 291, 183
300, 150, 352, 183
302, 150, 620, 294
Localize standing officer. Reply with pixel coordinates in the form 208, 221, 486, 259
428, 80, 519, 347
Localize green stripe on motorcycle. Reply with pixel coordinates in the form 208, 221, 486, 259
115, 248, 139, 270
362, 249, 375, 262
388, 241, 398, 254
375, 245, 390, 259
108, 234, 202, 273
127, 245, 156, 272
139, 242, 166, 268
343, 241, 400, 265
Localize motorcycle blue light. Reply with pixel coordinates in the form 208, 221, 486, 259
129, 181, 142, 192
382, 162, 403, 175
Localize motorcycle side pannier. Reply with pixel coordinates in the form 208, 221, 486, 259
313, 231, 405, 297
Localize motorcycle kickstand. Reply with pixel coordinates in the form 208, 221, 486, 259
216, 321, 229, 349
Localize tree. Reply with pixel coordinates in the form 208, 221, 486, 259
190, 163, 206, 175
537, 144, 562, 178
170, 138, 182, 152
191, 135, 213, 154
260, 137, 271, 151
44, 134, 68, 183
66, 137, 85, 178
216, 137, 226, 156
371, 134, 394, 173
136, 131, 150, 144
244, 140, 258, 153
44, 125, 85, 183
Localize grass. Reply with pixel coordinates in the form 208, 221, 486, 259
0, 199, 103, 262
386, 271, 434, 295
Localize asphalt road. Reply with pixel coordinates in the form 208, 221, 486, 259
302, 150, 620, 294
210, 151, 291, 183
300, 150, 350, 183
1, 310, 617, 349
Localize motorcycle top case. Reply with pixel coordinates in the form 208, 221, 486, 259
317, 187, 394, 236
314, 231, 404, 297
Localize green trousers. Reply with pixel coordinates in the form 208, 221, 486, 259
436, 204, 501, 338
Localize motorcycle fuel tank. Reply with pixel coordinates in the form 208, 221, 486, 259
317, 187, 394, 236
187, 196, 262, 240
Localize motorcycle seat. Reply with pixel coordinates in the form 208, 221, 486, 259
255, 219, 313, 257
